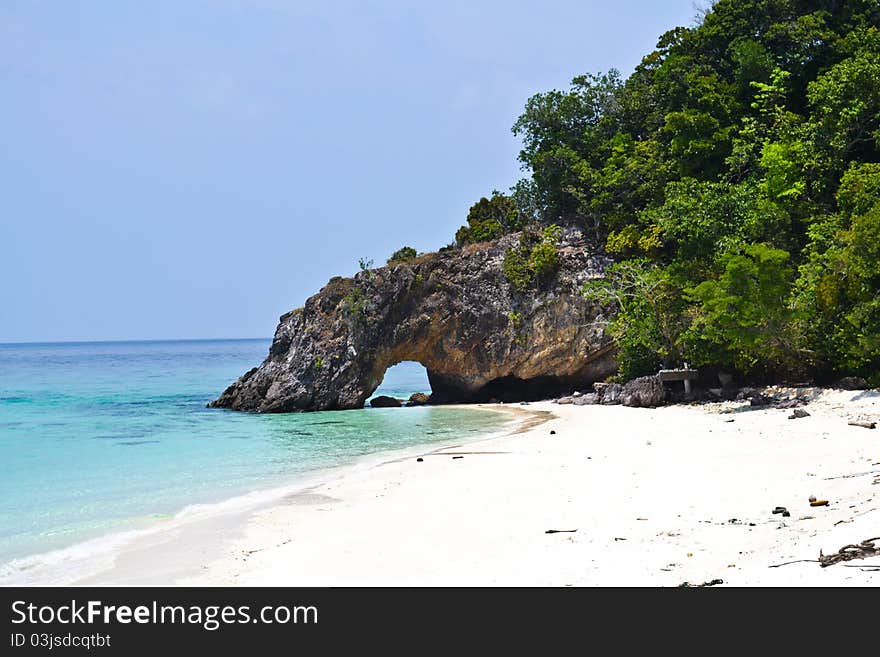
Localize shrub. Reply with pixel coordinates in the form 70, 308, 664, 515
503, 225, 561, 292
387, 246, 418, 265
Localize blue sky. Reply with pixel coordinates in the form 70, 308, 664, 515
1, 0, 695, 342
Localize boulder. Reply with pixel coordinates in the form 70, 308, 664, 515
620, 375, 666, 408
573, 393, 599, 405
407, 392, 430, 406
556, 396, 574, 405
835, 376, 869, 391
594, 381, 623, 404
370, 395, 402, 408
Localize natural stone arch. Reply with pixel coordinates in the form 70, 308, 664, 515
211, 229, 617, 412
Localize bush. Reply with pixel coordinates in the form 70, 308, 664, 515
455, 191, 527, 245
503, 225, 561, 292
387, 246, 418, 265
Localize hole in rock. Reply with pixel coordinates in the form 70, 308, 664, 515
367, 361, 431, 407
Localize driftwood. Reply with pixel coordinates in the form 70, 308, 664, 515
819, 537, 880, 567
847, 420, 876, 429
545, 529, 577, 534
679, 578, 724, 587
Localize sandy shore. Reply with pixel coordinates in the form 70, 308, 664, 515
74, 389, 879, 586
75, 390, 880, 586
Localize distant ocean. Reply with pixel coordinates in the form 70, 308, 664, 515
0, 339, 511, 578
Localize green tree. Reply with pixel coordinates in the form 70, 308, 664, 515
455, 191, 526, 245
683, 243, 801, 376
583, 260, 688, 379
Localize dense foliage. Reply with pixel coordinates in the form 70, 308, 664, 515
387, 246, 418, 265
462, 0, 880, 383
455, 191, 529, 245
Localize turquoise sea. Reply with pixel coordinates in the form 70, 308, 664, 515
0, 339, 510, 575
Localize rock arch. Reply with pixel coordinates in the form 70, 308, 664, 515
211, 230, 617, 412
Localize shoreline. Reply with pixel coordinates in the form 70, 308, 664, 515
5, 389, 879, 586
0, 404, 531, 586
184, 388, 879, 587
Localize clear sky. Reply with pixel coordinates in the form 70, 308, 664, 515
2, 0, 696, 343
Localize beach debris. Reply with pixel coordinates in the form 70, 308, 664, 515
723, 418, 735, 422
416, 457, 424, 462
787, 409, 810, 419
614, 537, 627, 541
777, 398, 807, 409
848, 420, 876, 429
809, 495, 817, 502
823, 469, 880, 480
545, 529, 577, 534
679, 578, 723, 587
772, 506, 790, 517
819, 536, 880, 567
550, 430, 556, 435
452, 455, 463, 460
809, 499, 829, 507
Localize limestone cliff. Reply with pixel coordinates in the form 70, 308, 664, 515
211, 227, 616, 412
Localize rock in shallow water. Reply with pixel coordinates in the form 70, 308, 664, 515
370, 395, 402, 408
406, 392, 430, 406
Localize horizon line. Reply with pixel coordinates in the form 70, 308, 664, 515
0, 337, 273, 347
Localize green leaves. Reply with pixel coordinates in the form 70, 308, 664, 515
503, 225, 562, 292
684, 244, 800, 374
452, 0, 880, 381
455, 191, 525, 245
807, 34, 880, 165
387, 246, 418, 265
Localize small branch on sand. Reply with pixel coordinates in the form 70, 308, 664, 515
841, 563, 880, 571
545, 529, 577, 534
820, 537, 880, 567
847, 420, 876, 429
769, 559, 819, 568
243, 539, 292, 557
824, 469, 880, 480
770, 537, 880, 569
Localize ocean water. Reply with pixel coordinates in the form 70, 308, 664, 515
0, 340, 510, 571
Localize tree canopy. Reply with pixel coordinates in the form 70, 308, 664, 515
456, 0, 880, 384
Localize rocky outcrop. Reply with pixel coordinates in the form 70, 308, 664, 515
211, 227, 616, 412
620, 375, 666, 408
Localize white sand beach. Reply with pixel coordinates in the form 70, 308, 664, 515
71, 387, 880, 587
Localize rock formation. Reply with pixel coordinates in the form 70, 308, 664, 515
619, 375, 666, 408
211, 227, 617, 412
